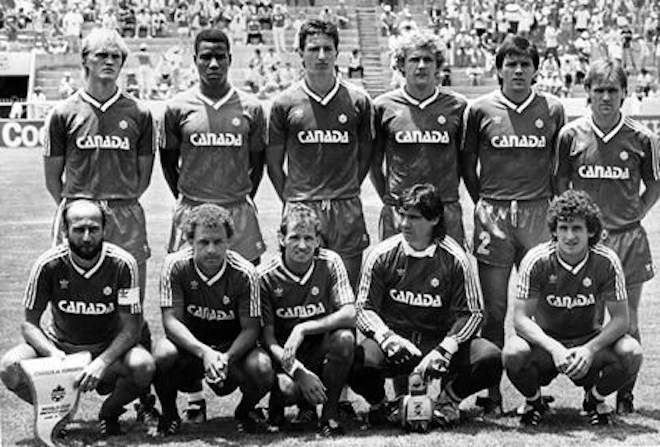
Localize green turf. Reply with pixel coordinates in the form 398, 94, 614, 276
2, 149, 660, 446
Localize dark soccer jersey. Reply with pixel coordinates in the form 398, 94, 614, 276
356, 234, 483, 342
517, 241, 626, 341
160, 248, 260, 347
43, 89, 156, 200
161, 87, 267, 204
259, 248, 355, 345
462, 90, 565, 200
24, 242, 140, 347
375, 87, 467, 204
555, 115, 660, 229
268, 79, 374, 201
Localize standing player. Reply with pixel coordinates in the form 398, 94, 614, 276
371, 29, 468, 244
161, 28, 267, 264
0, 200, 155, 437
350, 184, 501, 426
153, 204, 272, 435
461, 35, 565, 412
260, 204, 356, 436
267, 18, 374, 290
555, 59, 660, 413
504, 190, 642, 426
42, 27, 158, 422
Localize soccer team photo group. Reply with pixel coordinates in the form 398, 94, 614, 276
2, 7, 660, 447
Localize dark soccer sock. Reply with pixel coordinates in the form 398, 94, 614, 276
597, 361, 628, 397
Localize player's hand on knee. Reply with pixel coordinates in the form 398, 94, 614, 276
551, 345, 572, 374
564, 346, 593, 380
282, 325, 306, 370
202, 348, 227, 383
382, 334, 422, 365
415, 348, 451, 380
294, 368, 327, 404
75, 356, 108, 392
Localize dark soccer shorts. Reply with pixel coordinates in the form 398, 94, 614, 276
601, 224, 655, 286
472, 197, 550, 267
379, 201, 465, 246
52, 198, 150, 264
167, 196, 266, 262
171, 341, 243, 396
286, 197, 369, 258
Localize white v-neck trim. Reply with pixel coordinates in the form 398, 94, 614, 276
401, 87, 440, 110
281, 260, 315, 285
79, 88, 122, 112
194, 259, 227, 286
301, 78, 340, 106
69, 243, 108, 279
590, 114, 625, 143
498, 90, 536, 113
401, 238, 437, 258
557, 251, 589, 275
197, 87, 236, 110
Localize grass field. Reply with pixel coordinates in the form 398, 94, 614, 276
1, 148, 660, 446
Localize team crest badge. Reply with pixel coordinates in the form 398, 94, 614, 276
338, 114, 347, 124
437, 115, 446, 125
548, 274, 557, 284
620, 151, 629, 161
119, 120, 128, 130
274, 287, 284, 297
535, 119, 544, 129
50, 385, 66, 402
59, 279, 69, 290
292, 108, 304, 119
311, 286, 319, 296
396, 268, 406, 277
430, 277, 439, 288
232, 117, 241, 127
583, 277, 592, 288
492, 116, 502, 124
103, 286, 112, 296
256, 241, 264, 249
190, 280, 199, 290
223, 295, 231, 305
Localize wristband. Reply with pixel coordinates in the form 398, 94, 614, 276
286, 359, 305, 377
376, 329, 395, 346
433, 346, 453, 362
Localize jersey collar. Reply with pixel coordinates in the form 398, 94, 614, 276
498, 89, 536, 114
280, 258, 315, 285
194, 259, 227, 286
556, 250, 589, 275
197, 87, 235, 110
68, 242, 108, 279
79, 88, 122, 112
301, 77, 340, 106
589, 114, 625, 143
401, 237, 437, 258
400, 87, 440, 110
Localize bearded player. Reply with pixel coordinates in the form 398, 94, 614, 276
504, 190, 642, 426
371, 29, 467, 244
260, 204, 355, 436
267, 19, 374, 290
42, 27, 158, 423
0, 200, 155, 437
555, 59, 660, 413
160, 28, 267, 264
461, 35, 565, 412
152, 204, 272, 435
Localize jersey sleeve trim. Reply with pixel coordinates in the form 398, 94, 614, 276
159, 248, 193, 308
516, 242, 554, 301
24, 245, 68, 310
106, 243, 141, 313
319, 248, 355, 307
228, 251, 261, 318
592, 244, 627, 301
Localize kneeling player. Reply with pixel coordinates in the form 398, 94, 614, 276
260, 204, 355, 436
503, 190, 643, 426
351, 184, 501, 427
0, 200, 155, 437
153, 204, 273, 435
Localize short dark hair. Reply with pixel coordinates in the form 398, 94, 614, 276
547, 190, 603, 246
184, 204, 235, 243
495, 35, 539, 71
398, 183, 446, 240
298, 19, 339, 52
62, 199, 106, 230
194, 28, 231, 55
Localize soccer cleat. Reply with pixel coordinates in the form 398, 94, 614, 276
135, 394, 161, 427
184, 399, 207, 424
318, 418, 345, 437
290, 406, 319, 430
476, 386, 503, 416
338, 400, 358, 420
589, 402, 614, 426
236, 407, 272, 433
616, 393, 635, 414
518, 398, 549, 427
433, 393, 461, 427
157, 416, 182, 436
367, 399, 400, 427
99, 417, 122, 437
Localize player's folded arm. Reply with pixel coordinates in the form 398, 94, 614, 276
225, 315, 260, 365
583, 299, 629, 355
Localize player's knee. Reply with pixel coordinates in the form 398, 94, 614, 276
152, 338, 179, 370
503, 336, 532, 373
615, 336, 643, 376
0, 353, 20, 391
327, 329, 355, 361
244, 349, 274, 388
127, 348, 156, 389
